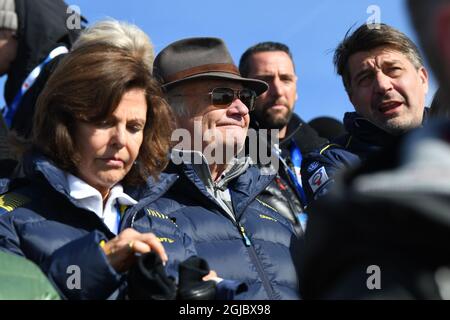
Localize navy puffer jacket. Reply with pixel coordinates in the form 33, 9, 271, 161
301, 110, 429, 202
0, 154, 196, 299
125, 162, 302, 300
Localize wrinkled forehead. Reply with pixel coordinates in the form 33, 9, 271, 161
177, 78, 245, 93
349, 47, 413, 74
249, 51, 296, 74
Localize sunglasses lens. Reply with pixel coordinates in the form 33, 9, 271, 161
211, 88, 234, 105
210, 88, 256, 110
239, 89, 256, 110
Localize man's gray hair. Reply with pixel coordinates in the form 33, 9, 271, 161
72, 19, 154, 72
165, 85, 189, 118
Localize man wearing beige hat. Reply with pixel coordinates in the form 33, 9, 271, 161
129, 37, 301, 299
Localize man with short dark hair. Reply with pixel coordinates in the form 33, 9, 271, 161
301, 23, 429, 202
239, 42, 327, 233
299, 16, 450, 300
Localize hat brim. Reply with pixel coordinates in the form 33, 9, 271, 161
162, 72, 268, 96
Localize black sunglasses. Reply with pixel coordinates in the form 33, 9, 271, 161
208, 87, 257, 111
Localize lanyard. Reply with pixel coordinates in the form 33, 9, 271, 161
2, 46, 69, 127
114, 203, 129, 234
114, 203, 121, 235
290, 140, 303, 185
273, 139, 308, 208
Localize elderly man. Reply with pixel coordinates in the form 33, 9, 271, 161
134, 37, 301, 300
301, 23, 430, 202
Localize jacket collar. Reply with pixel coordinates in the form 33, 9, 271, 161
342, 108, 430, 147
229, 166, 274, 218
179, 150, 251, 191
249, 112, 304, 146
22, 152, 178, 213
280, 113, 303, 145
167, 152, 274, 218
125, 172, 178, 204
250, 112, 327, 155
24, 153, 72, 198
121, 172, 179, 225
343, 112, 393, 147
169, 149, 250, 203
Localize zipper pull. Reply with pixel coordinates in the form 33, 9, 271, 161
240, 225, 252, 247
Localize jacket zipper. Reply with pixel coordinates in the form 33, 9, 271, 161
233, 176, 277, 300
206, 174, 278, 299
181, 169, 277, 299
236, 221, 276, 299
239, 224, 252, 246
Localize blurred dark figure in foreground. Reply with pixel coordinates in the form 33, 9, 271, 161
308, 116, 346, 141
430, 88, 449, 119
0, 250, 60, 299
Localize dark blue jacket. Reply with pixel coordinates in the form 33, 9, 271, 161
125, 161, 302, 300
0, 154, 196, 300
5, 0, 85, 139
301, 111, 428, 202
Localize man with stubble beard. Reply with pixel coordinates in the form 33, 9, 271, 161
240, 42, 327, 235
300, 23, 429, 203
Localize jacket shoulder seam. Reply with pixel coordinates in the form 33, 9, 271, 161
319, 143, 343, 155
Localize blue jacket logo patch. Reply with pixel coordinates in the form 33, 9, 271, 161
307, 161, 320, 173
308, 167, 329, 193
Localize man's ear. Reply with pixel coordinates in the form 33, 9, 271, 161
418, 66, 429, 95
295, 76, 298, 101
348, 88, 355, 106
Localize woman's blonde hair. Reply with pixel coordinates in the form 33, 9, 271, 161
72, 19, 154, 72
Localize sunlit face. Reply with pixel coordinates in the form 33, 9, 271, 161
246, 51, 298, 130
0, 29, 17, 76
348, 47, 428, 135
74, 89, 147, 197
175, 79, 250, 162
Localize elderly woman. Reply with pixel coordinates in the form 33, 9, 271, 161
0, 32, 174, 298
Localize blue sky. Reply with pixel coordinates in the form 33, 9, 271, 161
0, 0, 438, 123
